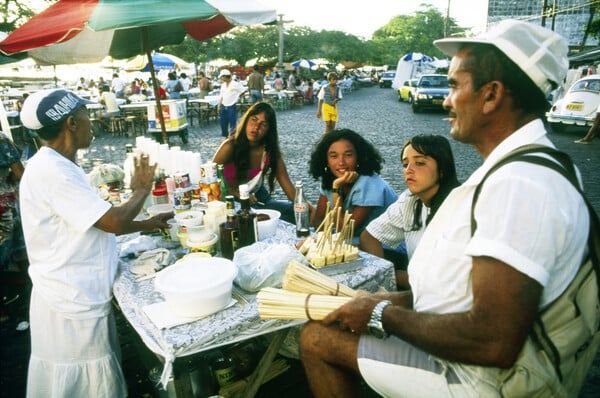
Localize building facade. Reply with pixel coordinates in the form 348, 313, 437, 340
487, 0, 599, 47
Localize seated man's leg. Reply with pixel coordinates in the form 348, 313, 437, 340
300, 321, 362, 398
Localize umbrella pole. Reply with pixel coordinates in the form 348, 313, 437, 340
143, 28, 168, 144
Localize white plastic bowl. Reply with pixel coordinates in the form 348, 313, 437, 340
154, 257, 237, 318
256, 209, 280, 240
174, 210, 204, 229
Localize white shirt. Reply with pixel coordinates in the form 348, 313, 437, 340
111, 76, 125, 93
20, 147, 115, 319
100, 91, 119, 113
366, 189, 428, 259
409, 119, 588, 314
179, 77, 192, 92
219, 80, 246, 107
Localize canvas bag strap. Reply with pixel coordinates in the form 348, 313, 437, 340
471, 144, 599, 282
470, 145, 600, 381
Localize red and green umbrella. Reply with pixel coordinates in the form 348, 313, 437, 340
0, 0, 276, 143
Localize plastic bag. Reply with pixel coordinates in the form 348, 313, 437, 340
87, 164, 125, 188
233, 241, 309, 292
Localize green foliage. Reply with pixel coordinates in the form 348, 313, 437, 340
589, 18, 600, 40
0, 0, 41, 32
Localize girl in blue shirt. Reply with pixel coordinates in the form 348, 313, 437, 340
309, 128, 397, 238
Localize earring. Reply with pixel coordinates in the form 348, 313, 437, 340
324, 166, 328, 172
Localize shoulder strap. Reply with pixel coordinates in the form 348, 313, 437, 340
471, 145, 600, 381
471, 144, 600, 299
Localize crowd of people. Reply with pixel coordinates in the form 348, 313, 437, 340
3, 18, 598, 398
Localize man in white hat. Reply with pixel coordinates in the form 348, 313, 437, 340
300, 20, 592, 397
19, 89, 173, 397
217, 68, 246, 137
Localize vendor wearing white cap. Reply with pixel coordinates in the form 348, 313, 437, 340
217, 68, 246, 137
300, 20, 592, 397
18, 89, 173, 397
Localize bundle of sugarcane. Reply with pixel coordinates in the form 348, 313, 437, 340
257, 287, 351, 320
282, 260, 356, 297
298, 200, 359, 267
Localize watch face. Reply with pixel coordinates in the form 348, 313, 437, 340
368, 322, 388, 339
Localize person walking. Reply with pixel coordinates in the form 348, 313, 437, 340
574, 104, 600, 144
300, 20, 591, 397
18, 89, 172, 397
217, 69, 246, 137
316, 72, 342, 134
247, 65, 265, 104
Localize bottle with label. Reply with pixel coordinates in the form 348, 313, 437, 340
217, 163, 229, 201
236, 184, 257, 248
294, 180, 310, 237
219, 195, 239, 260
211, 350, 238, 388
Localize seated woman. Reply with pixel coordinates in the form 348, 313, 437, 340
360, 134, 460, 289
308, 128, 397, 240
212, 101, 306, 223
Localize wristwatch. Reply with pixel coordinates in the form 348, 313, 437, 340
367, 300, 392, 339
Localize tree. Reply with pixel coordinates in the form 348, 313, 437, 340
0, 0, 49, 33
370, 5, 458, 65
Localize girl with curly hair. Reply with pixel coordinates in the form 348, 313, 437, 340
309, 128, 397, 237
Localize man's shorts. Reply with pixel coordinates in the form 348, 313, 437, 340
321, 102, 338, 122
357, 335, 474, 397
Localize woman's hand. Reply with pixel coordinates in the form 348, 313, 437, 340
332, 171, 359, 189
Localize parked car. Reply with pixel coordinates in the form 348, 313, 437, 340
398, 78, 418, 103
412, 74, 449, 113
379, 71, 396, 88
546, 74, 600, 132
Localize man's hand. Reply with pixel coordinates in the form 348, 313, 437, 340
130, 154, 156, 194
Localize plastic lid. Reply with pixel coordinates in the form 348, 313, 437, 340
152, 186, 167, 196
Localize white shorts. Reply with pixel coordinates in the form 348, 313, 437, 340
358, 335, 476, 398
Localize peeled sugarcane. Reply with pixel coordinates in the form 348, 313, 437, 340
257, 287, 352, 320
282, 260, 356, 297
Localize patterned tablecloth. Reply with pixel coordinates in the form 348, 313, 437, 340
113, 221, 396, 386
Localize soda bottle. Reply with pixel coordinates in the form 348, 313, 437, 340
236, 184, 257, 248
294, 180, 310, 237
219, 195, 239, 260
217, 163, 228, 201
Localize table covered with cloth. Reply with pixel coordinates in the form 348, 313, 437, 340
113, 221, 396, 389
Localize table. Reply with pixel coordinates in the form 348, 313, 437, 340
113, 221, 395, 397
188, 97, 219, 126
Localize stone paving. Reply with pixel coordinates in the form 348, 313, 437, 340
2, 84, 599, 397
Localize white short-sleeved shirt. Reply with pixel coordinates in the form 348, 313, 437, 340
219, 80, 246, 107
408, 119, 588, 314
20, 147, 115, 319
365, 189, 427, 258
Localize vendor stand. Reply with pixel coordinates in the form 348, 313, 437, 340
113, 221, 395, 397
146, 99, 188, 144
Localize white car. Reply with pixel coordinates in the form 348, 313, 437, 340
546, 74, 600, 132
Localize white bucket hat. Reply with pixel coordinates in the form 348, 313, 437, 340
434, 19, 568, 96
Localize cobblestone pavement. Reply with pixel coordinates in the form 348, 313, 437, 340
2, 85, 599, 397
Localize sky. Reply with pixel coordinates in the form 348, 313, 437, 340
27, 0, 488, 39
259, 0, 489, 39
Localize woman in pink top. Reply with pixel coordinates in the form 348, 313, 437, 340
212, 102, 308, 223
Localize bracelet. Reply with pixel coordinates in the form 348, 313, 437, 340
332, 187, 344, 196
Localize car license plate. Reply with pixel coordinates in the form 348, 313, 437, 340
432, 99, 443, 105
566, 103, 583, 111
